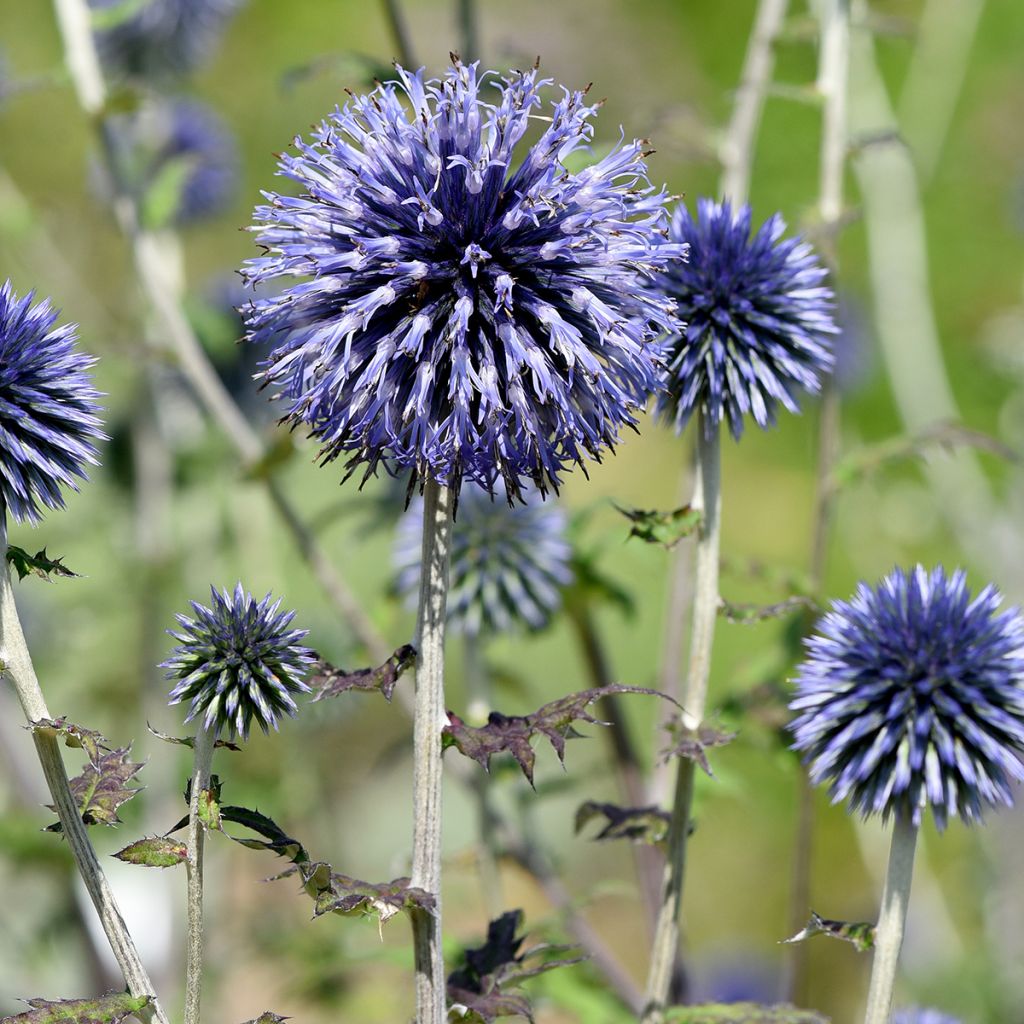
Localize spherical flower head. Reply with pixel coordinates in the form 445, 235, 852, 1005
0, 281, 105, 524
394, 483, 573, 635
790, 566, 1024, 829
893, 1009, 963, 1024
90, 0, 244, 79
242, 58, 685, 501
656, 199, 837, 439
162, 583, 315, 739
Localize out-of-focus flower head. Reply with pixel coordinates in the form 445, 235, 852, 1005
90, 0, 245, 79
394, 483, 572, 635
242, 58, 685, 500
790, 566, 1024, 829
893, 1009, 963, 1024
656, 199, 836, 438
162, 583, 315, 738
0, 281, 105, 523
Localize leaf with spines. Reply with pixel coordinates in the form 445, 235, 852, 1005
574, 801, 671, 844
663, 1004, 829, 1023
146, 723, 241, 752
241, 1015, 289, 1024
47, 747, 144, 830
167, 802, 308, 865
660, 723, 737, 776
719, 597, 818, 625
447, 910, 584, 1023
6, 546, 79, 583
782, 911, 875, 953
614, 504, 703, 549
443, 684, 679, 786
30, 718, 106, 764
114, 836, 188, 868
0, 992, 151, 1024
309, 644, 417, 703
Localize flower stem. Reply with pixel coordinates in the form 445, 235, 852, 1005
863, 815, 919, 1024
411, 478, 454, 1024
184, 722, 217, 1024
643, 420, 721, 1023
0, 511, 168, 1024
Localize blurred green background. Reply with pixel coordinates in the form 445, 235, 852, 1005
2, 1, 1024, 1022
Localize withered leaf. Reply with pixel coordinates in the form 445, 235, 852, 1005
114, 836, 188, 868
31, 718, 106, 765
309, 644, 416, 703
660, 722, 737, 776
574, 801, 671, 844
782, 911, 875, 953
48, 747, 145, 830
0, 992, 151, 1024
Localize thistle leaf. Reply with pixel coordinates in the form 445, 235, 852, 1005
309, 644, 417, 703
660, 723, 737, 776
663, 1004, 829, 1023
30, 718, 105, 764
297, 865, 435, 924
47, 747, 145, 830
241, 1015, 289, 1024
146, 723, 241, 752
718, 597, 818, 625
114, 836, 188, 868
573, 801, 671, 844
6, 546, 79, 583
615, 503, 703, 549
0, 992, 151, 1024
782, 911, 875, 953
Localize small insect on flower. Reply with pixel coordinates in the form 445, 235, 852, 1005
0, 281, 105, 524
789, 566, 1024, 829
656, 199, 837, 438
162, 584, 316, 739
393, 483, 573, 635
242, 57, 686, 500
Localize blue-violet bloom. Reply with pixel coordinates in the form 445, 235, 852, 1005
242, 58, 685, 500
790, 566, 1024, 829
656, 199, 836, 438
0, 281, 104, 523
162, 583, 315, 738
893, 1010, 963, 1024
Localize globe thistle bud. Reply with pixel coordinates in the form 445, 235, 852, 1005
656, 199, 837, 438
893, 1009, 962, 1024
242, 58, 685, 500
790, 566, 1024, 829
0, 281, 105, 524
393, 484, 572, 635
162, 584, 315, 738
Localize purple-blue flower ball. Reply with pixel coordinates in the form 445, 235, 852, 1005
790, 566, 1024, 829
893, 1009, 962, 1024
162, 583, 315, 739
0, 281, 104, 524
242, 59, 685, 500
656, 199, 837, 438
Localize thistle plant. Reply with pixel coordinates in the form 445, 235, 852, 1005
162, 584, 313, 1024
242, 56, 682, 1024
790, 566, 1024, 1023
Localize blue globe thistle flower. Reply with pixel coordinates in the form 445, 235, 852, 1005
0, 281, 105, 524
893, 1009, 962, 1024
90, 0, 244, 78
162, 583, 315, 738
394, 484, 573, 635
656, 199, 837, 438
242, 58, 685, 500
790, 566, 1024, 829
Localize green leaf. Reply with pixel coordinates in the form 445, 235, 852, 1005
664, 1004, 829, 1023
146, 723, 241, 752
782, 911, 876, 953
614, 503, 702, 549
574, 801, 671, 844
660, 722, 737, 776
1, 991, 151, 1024
443, 684, 680, 786
7, 546, 79, 583
309, 644, 417, 703
47, 747, 145, 830
210, 804, 308, 865
114, 836, 188, 868
197, 785, 221, 832
718, 596, 819, 625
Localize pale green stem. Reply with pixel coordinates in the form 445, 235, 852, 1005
411, 479, 454, 1024
863, 815, 919, 1024
643, 422, 721, 1023
184, 723, 217, 1024
0, 510, 168, 1024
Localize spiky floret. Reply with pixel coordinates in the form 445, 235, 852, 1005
90, 0, 244, 78
242, 58, 685, 500
0, 281, 104, 524
790, 566, 1024, 829
394, 483, 572, 635
162, 584, 315, 739
893, 1010, 962, 1024
656, 199, 836, 438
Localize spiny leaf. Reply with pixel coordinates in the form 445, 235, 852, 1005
309, 644, 417, 704
447, 910, 584, 1023
47, 748, 144, 830
443, 684, 679, 786
114, 836, 188, 868
146, 723, 241, 752
660, 722, 737, 776
167, 803, 309, 865
664, 1003, 829, 1023
574, 801, 671, 844
30, 718, 106, 764
718, 596, 819, 625
0, 991, 151, 1024
241, 1015, 289, 1024
782, 911, 875, 953
615, 503, 702, 549
6, 546, 79, 583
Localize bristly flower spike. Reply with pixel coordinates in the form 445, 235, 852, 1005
162, 583, 316, 739
656, 198, 837, 439
0, 281, 105, 524
790, 566, 1024, 829
242, 57, 686, 500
